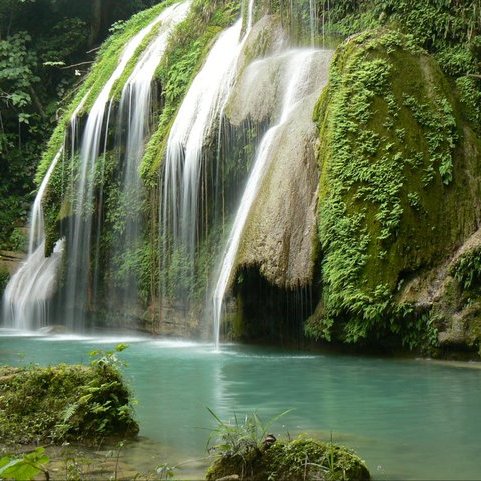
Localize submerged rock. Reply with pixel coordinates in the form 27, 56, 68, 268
38, 325, 66, 334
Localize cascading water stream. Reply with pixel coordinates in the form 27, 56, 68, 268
2, 150, 65, 330
2, 92, 90, 330
212, 49, 322, 349
161, 0, 255, 301
63, 7, 176, 328
108, 2, 190, 306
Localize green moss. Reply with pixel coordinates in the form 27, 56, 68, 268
206, 436, 370, 481
0, 266, 9, 297
310, 29, 480, 345
265, 437, 370, 481
0, 360, 138, 445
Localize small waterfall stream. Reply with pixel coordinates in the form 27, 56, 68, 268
161, 0, 255, 301
2, 92, 90, 330
212, 49, 323, 349
2, 150, 65, 330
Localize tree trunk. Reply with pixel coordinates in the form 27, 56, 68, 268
88, 0, 102, 48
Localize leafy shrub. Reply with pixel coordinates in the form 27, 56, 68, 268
0, 345, 138, 445
451, 248, 481, 291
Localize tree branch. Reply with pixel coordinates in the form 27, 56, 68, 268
60, 61, 94, 70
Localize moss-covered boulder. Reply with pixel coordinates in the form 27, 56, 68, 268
307, 29, 481, 346
234, 50, 333, 290
206, 436, 370, 481
0, 359, 138, 445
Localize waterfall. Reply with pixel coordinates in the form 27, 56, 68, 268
2, 91, 92, 330
2, 149, 64, 330
212, 49, 322, 349
109, 2, 191, 308
161, 0, 255, 302
63, 4, 185, 329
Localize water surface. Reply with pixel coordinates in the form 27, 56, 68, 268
0, 330, 480, 480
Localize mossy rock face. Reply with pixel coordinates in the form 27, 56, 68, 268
206, 437, 370, 481
0, 265, 9, 297
0, 363, 138, 446
234, 50, 332, 290
309, 29, 481, 344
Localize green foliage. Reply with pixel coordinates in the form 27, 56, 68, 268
0, 447, 49, 481
0, 266, 10, 296
452, 248, 481, 291
0, 32, 39, 111
0, 31, 42, 247
207, 408, 292, 461
456, 76, 481, 127
390, 306, 440, 353
311, 29, 464, 345
7, 227, 28, 252
0, 349, 138, 445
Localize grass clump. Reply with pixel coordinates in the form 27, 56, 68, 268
206, 410, 370, 481
0, 345, 138, 446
